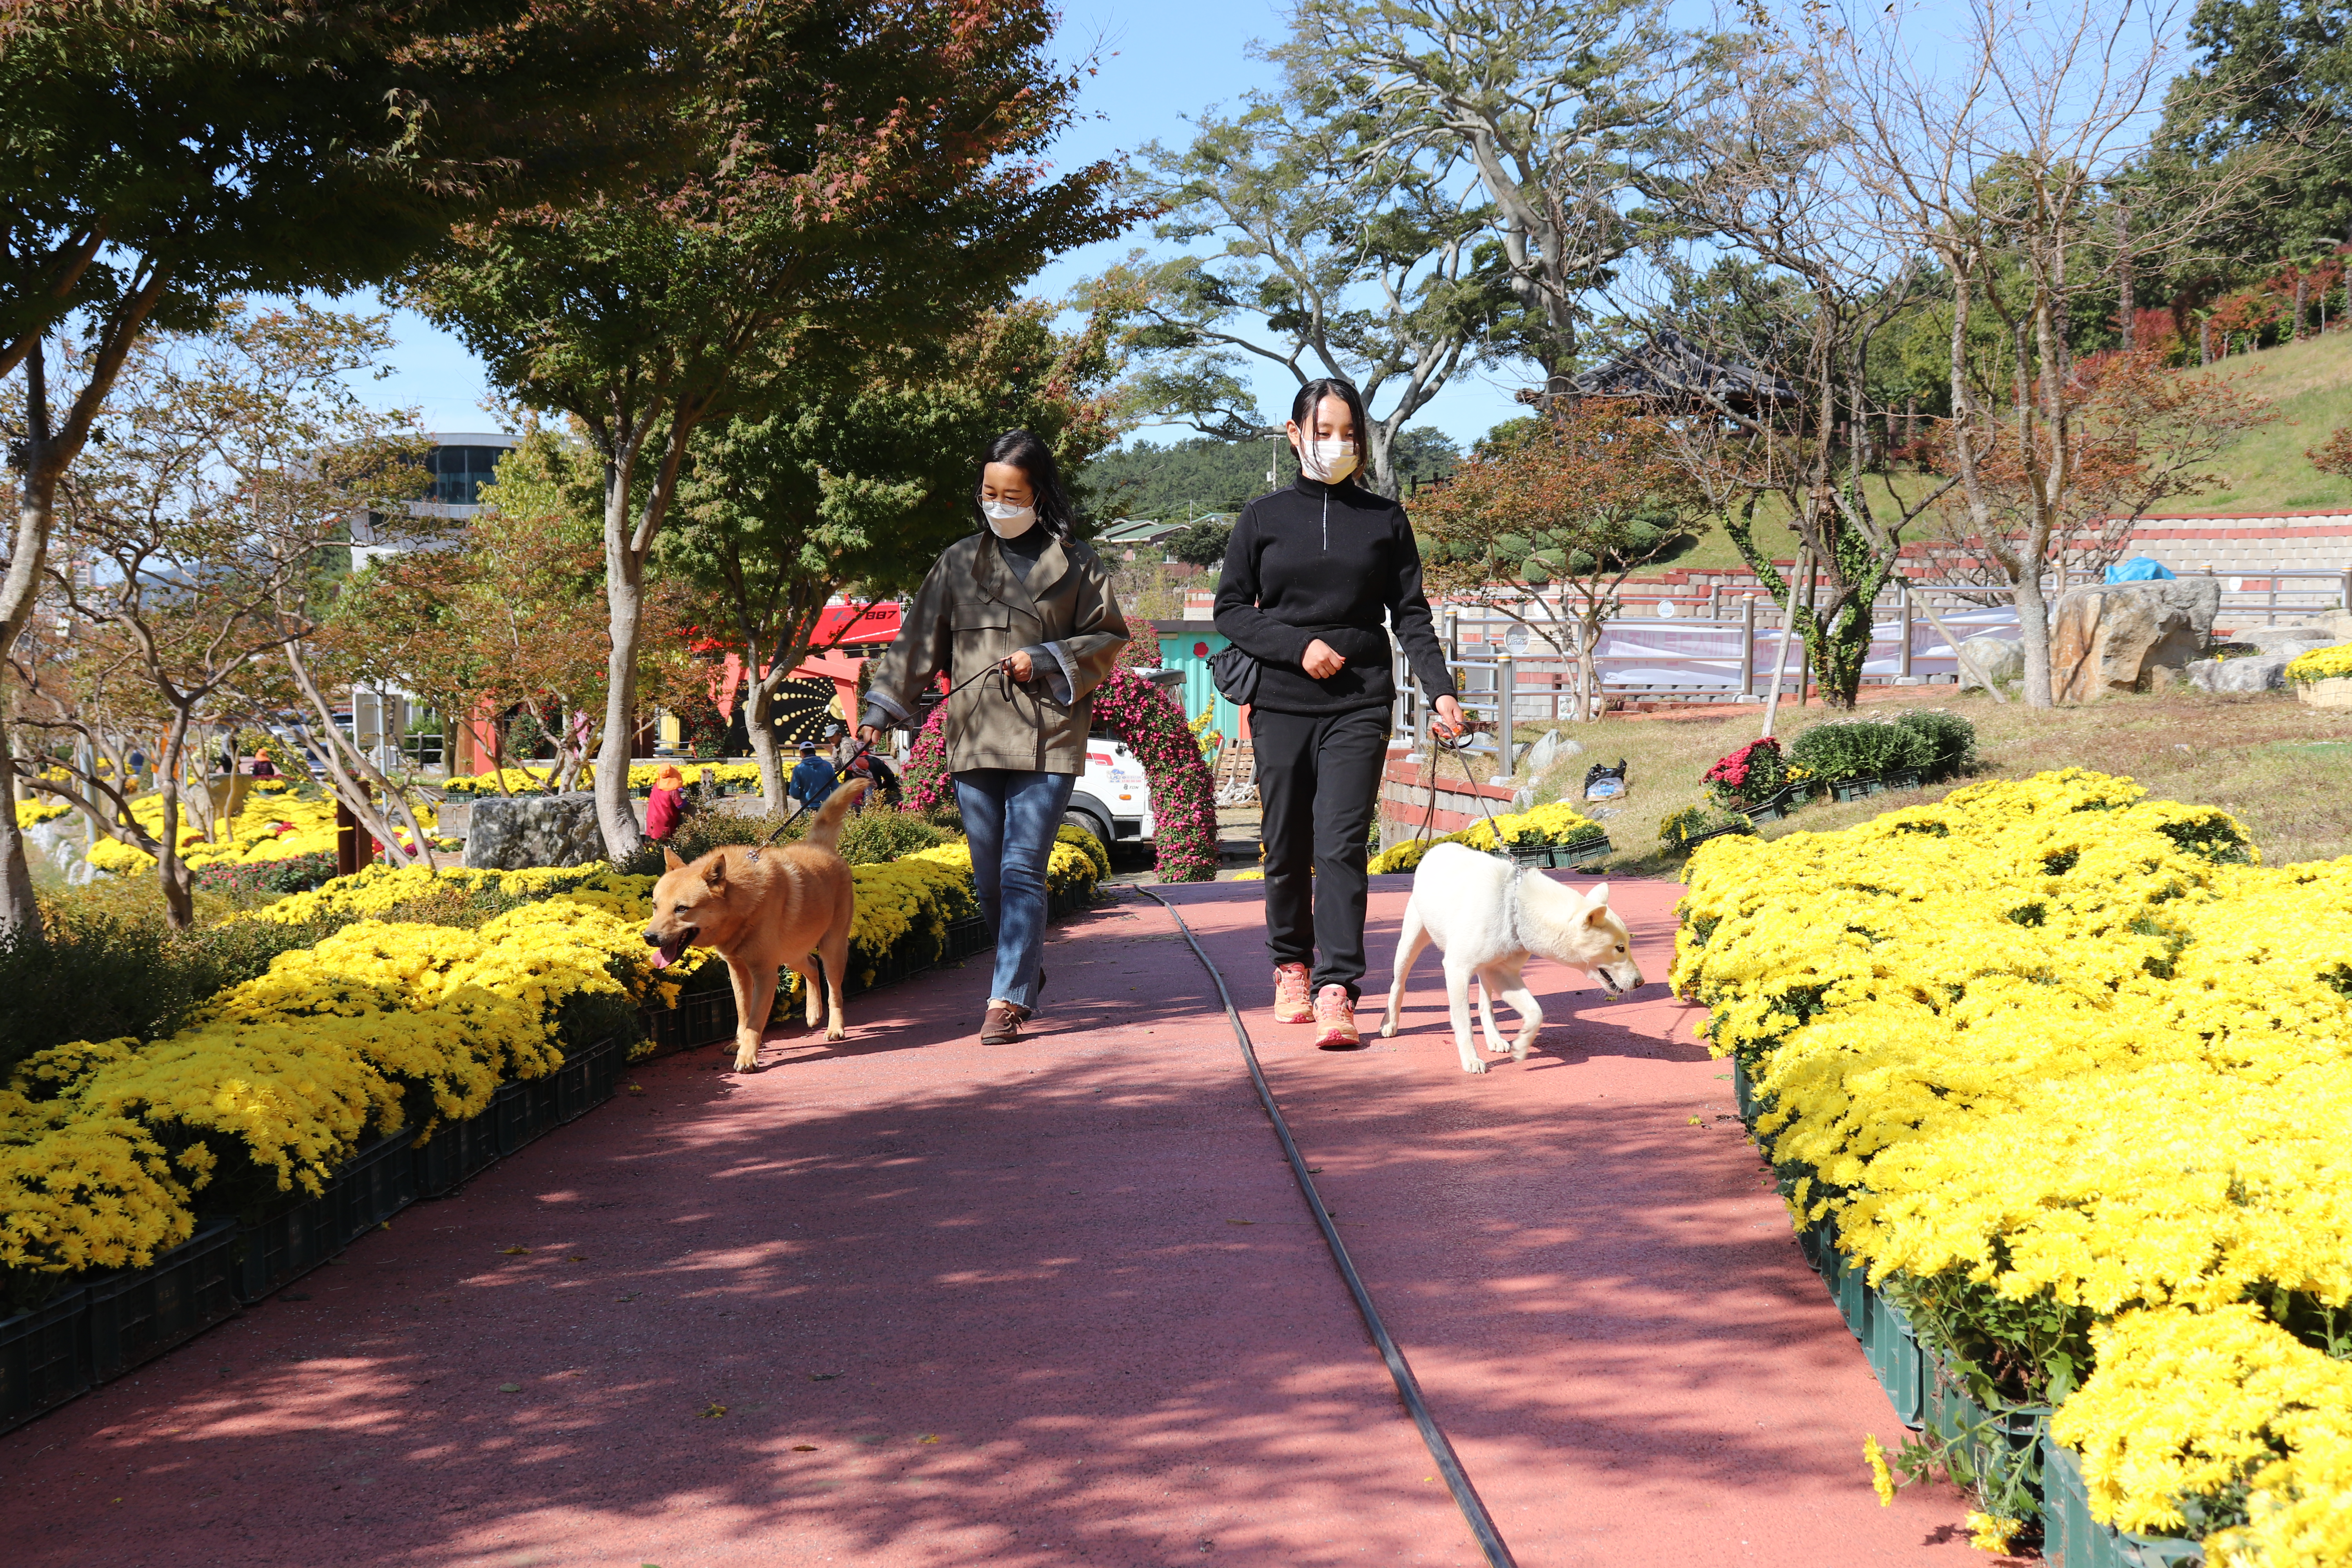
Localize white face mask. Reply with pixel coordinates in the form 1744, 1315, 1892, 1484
981, 499, 1037, 539
1300, 437, 1359, 484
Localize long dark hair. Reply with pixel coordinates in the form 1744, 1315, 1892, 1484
977, 429, 1077, 543
1289, 377, 1370, 486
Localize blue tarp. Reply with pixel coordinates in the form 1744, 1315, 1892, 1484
2105, 557, 2176, 583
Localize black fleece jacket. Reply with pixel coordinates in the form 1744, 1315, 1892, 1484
1212, 477, 1458, 716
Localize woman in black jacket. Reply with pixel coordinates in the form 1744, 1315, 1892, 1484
1214, 379, 1464, 1047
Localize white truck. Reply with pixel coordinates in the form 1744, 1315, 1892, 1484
1064, 667, 1184, 855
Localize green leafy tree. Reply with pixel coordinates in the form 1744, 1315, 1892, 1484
2149, 0, 2352, 308
1163, 519, 1234, 568
1084, 53, 1503, 497
1416, 399, 1705, 720
1082, 436, 1296, 519
664, 301, 1122, 808
9, 304, 430, 926
0, 0, 677, 933
1283, 0, 1723, 399
409, 0, 1130, 859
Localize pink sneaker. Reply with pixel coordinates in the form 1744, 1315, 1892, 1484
1312, 984, 1361, 1049
1272, 962, 1313, 1023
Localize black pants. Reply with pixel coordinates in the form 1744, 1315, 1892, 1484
1253, 705, 1389, 999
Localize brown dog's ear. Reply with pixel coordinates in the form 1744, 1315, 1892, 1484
663, 847, 685, 871
1583, 882, 1612, 925
703, 855, 727, 887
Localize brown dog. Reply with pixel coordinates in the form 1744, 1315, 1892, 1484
644, 779, 869, 1071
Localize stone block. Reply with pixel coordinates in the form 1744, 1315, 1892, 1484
461, 791, 605, 870
2183, 653, 2293, 694
1956, 635, 2023, 690
2050, 578, 2222, 702
2234, 624, 2337, 655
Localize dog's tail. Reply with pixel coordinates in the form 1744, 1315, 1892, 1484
803, 778, 871, 853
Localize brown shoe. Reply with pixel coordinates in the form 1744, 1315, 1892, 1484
1312, 984, 1362, 1049
980, 1001, 1028, 1044
1272, 962, 1313, 1023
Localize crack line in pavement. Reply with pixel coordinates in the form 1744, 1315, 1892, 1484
1135, 886, 1521, 1568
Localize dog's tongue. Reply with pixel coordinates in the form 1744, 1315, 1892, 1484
650, 949, 670, 969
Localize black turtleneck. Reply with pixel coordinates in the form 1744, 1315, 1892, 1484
1211, 477, 1457, 716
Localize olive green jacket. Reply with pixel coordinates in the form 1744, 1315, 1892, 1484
861, 531, 1129, 776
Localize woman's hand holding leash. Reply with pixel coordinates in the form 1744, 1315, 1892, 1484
1002, 649, 1034, 682
1431, 694, 1467, 739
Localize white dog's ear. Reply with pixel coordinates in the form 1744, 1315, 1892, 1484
663, 847, 685, 871
1583, 882, 1612, 925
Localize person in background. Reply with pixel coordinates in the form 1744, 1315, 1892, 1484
788, 740, 838, 811
644, 764, 686, 842
857, 428, 1128, 1045
849, 746, 902, 808
1214, 376, 1464, 1049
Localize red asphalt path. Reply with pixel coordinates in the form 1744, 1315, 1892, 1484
2, 878, 1997, 1567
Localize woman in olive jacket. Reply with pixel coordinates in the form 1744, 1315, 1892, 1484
859, 430, 1129, 1043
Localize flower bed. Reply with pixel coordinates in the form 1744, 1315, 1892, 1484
2283, 641, 2352, 685
1674, 771, 2352, 1564
4, 844, 1102, 1317
78, 786, 442, 877
1368, 800, 1603, 874
438, 761, 769, 797
2, 831, 1103, 1433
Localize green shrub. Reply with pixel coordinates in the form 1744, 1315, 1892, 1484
1660, 804, 1757, 851
1893, 710, 1977, 779
834, 810, 947, 866
0, 907, 341, 1080
1786, 719, 1933, 784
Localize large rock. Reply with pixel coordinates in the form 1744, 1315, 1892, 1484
2183, 653, 2294, 694
1956, 635, 2023, 690
2049, 578, 2222, 702
1517, 728, 1584, 779
461, 791, 606, 870
2232, 624, 2337, 655
27, 818, 85, 870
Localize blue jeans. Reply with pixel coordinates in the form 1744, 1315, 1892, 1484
955, 768, 1075, 1013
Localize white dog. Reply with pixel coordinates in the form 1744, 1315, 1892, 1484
1379, 842, 1645, 1073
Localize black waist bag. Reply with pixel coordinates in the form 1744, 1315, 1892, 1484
1208, 643, 1260, 705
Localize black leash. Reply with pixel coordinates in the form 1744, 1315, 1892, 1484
1137, 887, 1521, 1568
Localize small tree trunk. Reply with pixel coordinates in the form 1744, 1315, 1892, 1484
595, 463, 650, 863
154, 724, 196, 929
2016, 566, 2054, 710
2116, 203, 2134, 350
0, 710, 39, 936
2294, 272, 2310, 341
742, 666, 791, 808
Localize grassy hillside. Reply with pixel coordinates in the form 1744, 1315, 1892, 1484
2179, 328, 2352, 513
1590, 329, 2352, 579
